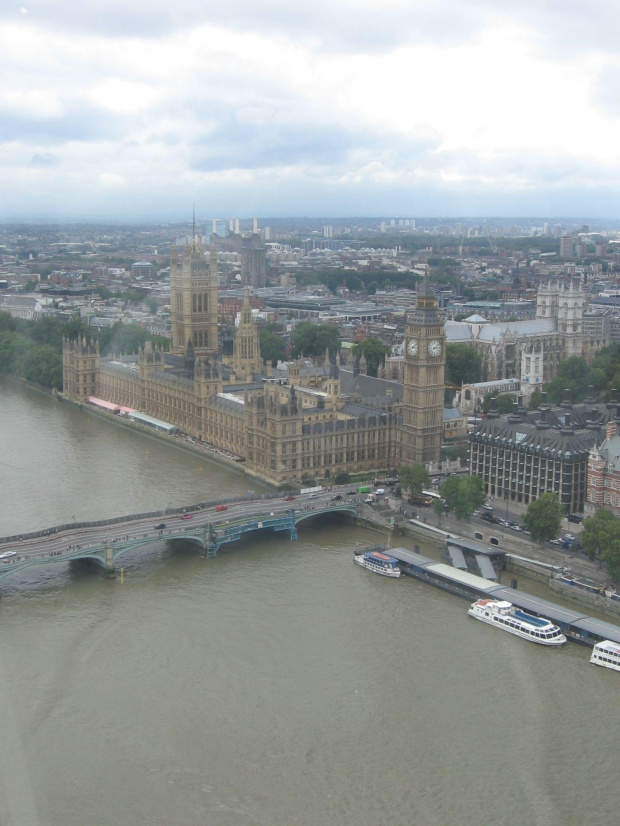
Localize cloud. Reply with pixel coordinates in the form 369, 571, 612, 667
2, 2, 620, 218
0, 105, 125, 143
98, 172, 127, 187
3, 1, 620, 58
30, 152, 60, 166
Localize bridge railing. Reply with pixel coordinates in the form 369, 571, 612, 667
0, 490, 300, 545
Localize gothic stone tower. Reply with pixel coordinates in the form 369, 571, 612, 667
170, 233, 219, 357
62, 336, 99, 401
401, 279, 446, 465
232, 291, 263, 381
537, 277, 584, 360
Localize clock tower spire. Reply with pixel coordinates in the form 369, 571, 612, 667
401, 276, 446, 465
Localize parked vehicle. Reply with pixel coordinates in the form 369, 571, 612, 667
215, 505, 228, 512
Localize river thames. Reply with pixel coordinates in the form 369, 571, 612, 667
1, 377, 619, 826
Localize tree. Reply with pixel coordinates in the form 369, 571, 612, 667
353, 337, 391, 377
20, 344, 63, 389
433, 497, 447, 517
438, 477, 461, 514
603, 538, 620, 581
259, 324, 286, 366
98, 322, 151, 355
291, 322, 340, 359
528, 389, 543, 410
543, 356, 606, 405
441, 441, 469, 463
482, 392, 516, 414
455, 476, 486, 520
582, 510, 620, 567
439, 475, 485, 519
445, 343, 482, 387
523, 493, 562, 542
334, 471, 351, 485
399, 464, 430, 500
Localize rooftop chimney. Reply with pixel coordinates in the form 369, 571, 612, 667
536, 407, 549, 430
560, 412, 574, 434
486, 397, 500, 419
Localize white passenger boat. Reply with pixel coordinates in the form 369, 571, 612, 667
468, 599, 566, 645
590, 640, 620, 672
354, 551, 401, 578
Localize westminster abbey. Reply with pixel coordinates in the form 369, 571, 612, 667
63, 236, 445, 485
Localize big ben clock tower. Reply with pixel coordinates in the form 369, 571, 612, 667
401, 278, 446, 465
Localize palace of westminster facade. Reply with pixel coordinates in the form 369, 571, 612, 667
63, 235, 447, 486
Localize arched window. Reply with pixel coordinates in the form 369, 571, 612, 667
198, 294, 202, 313
192, 295, 196, 313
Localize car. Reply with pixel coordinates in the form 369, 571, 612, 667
181, 513, 193, 520
215, 505, 228, 512
308, 493, 320, 499
499, 519, 511, 528
375, 488, 385, 495
284, 495, 296, 501
472, 510, 481, 517
510, 525, 522, 532
550, 539, 563, 545
565, 533, 576, 541
0, 551, 17, 559
482, 504, 493, 511
331, 495, 343, 501
346, 490, 357, 495
154, 523, 166, 530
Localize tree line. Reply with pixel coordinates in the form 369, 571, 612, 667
0, 313, 169, 391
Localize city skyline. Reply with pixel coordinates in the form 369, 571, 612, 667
2, 1, 620, 220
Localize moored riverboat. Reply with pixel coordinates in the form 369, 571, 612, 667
590, 640, 620, 671
354, 551, 401, 578
468, 598, 566, 645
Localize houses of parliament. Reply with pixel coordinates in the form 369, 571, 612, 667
63, 235, 446, 486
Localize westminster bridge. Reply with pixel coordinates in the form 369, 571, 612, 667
0, 489, 395, 586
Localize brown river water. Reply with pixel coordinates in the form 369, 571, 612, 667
0, 378, 618, 826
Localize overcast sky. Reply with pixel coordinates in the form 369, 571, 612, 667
2, 1, 620, 221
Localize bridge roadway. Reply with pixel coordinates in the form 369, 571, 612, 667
0, 489, 391, 585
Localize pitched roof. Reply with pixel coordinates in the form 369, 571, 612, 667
476, 318, 556, 342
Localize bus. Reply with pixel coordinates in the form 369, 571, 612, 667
409, 490, 443, 507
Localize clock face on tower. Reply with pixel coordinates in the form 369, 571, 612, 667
407, 339, 418, 356
428, 339, 442, 357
